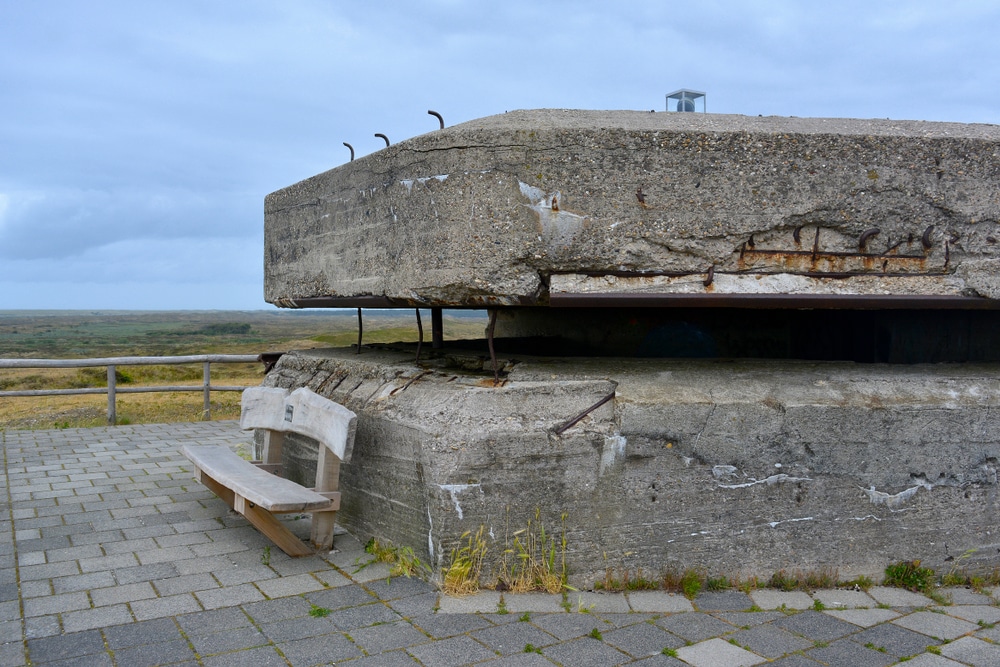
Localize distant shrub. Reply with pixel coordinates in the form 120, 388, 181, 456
198, 323, 252, 335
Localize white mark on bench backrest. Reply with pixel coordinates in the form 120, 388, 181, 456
240, 386, 358, 462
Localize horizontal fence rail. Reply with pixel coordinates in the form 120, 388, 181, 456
0, 354, 267, 423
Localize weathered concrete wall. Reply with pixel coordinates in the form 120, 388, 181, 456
264, 347, 1000, 586
265, 110, 1000, 307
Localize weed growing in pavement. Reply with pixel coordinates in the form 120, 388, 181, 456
496, 508, 568, 594
884, 560, 935, 592
361, 537, 430, 579
441, 526, 488, 596
260, 545, 271, 566
308, 604, 331, 618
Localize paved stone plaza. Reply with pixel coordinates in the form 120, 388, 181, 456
1, 421, 998, 666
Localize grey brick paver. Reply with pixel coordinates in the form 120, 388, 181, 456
4, 422, 989, 667
892, 610, 981, 640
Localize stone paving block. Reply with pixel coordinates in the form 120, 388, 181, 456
694, 590, 754, 611
675, 637, 767, 667
114, 562, 179, 584
258, 614, 340, 642
212, 563, 278, 586
78, 552, 141, 572
938, 635, 1000, 666
106, 639, 197, 667
437, 591, 502, 613
602, 621, 685, 657
853, 621, 941, 658
62, 604, 135, 633
173, 556, 234, 576
812, 588, 876, 609
502, 592, 566, 613
807, 638, 895, 667
103, 617, 183, 648
867, 586, 936, 607
594, 612, 659, 628
102, 537, 159, 555
350, 619, 433, 653
407, 634, 500, 667
23, 614, 61, 639
977, 622, 1000, 643
823, 607, 900, 627
91, 581, 159, 607
410, 612, 493, 638
531, 612, 612, 641
656, 612, 736, 642
312, 569, 354, 588
176, 606, 256, 636
892, 610, 981, 640
348, 559, 394, 583
939, 587, 996, 605
898, 653, 968, 666
193, 581, 265, 610
363, 574, 437, 601
189, 626, 269, 656
772, 610, 859, 642
236, 595, 312, 625
26, 630, 107, 663
255, 572, 325, 598
943, 604, 1000, 625
304, 583, 378, 611
386, 590, 440, 618
0, 618, 22, 643
18, 560, 80, 581
327, 601, 402, 631
154, 573, 220, 596
200, 645, 288, 667
134, 544, 197, 565
749, 589, 814, 610
715, 610, 786, 627
23, 591, 90, 617
130, 592, 202, 620
52, 570, 116, 594
154, 531, 212, 549
276, 633, 364, 665
0, 641, 27, 667
728, 624, 814, 658
542, 635, 633, 667
569, 591, 630, 613
626, 591, 695, 613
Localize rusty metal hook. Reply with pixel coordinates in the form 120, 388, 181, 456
428, 110, 444, 129
356, 308, 363, 354
922, 225, 935, 249
343, 142, 354, 161
375, 133, 390, 147
415, 308, 423, 362
486, 309, 499, 385
703, 265, 715, 287
859, 228, 880, 251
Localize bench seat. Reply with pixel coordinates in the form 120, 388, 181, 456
181, 445, 335, 513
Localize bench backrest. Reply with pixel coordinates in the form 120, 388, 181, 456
240, 386, 357, 462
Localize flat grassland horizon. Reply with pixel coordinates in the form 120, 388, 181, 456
0, 309, 487, 430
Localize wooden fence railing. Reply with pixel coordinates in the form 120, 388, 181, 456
0, 355, 266, 423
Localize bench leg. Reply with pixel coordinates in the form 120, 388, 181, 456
311, 511, 337, 552
312, 447, 341, 551
234, 495, 315, 558
194, 469, 314, 558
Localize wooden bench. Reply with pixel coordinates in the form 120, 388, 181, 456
182, 386, 357, 557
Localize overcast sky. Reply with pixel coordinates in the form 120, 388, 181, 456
2, 1, 998, 311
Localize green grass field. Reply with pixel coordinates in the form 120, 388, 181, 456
0, 309, 487, 429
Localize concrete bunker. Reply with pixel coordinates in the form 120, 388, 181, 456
262, 110, 1000, 586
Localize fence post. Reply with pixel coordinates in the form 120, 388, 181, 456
107, 365, 117, 425
203, 361, 211, 421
